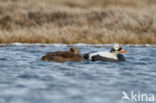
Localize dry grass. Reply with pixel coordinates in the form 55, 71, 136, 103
0, 0, 156, 44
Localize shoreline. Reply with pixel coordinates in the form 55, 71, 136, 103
0, 43, 156, 47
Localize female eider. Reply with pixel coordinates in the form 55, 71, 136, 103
41, 47, 84, 62
83, 44, 127, 62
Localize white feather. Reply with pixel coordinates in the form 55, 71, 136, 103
89, 51, 118, 60
114, 43, 120, 50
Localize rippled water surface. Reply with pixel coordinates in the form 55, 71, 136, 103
0, 44, 156, 103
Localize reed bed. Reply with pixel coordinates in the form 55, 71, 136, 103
0, 0, 156, 44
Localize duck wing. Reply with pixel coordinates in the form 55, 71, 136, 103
41, 51, 80, 60
91, 55, 119, 62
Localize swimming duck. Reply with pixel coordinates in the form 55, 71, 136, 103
41, 47, 84, 62
83, 44, 127, 62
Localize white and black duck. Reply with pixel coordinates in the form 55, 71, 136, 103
83, 44, 127, 62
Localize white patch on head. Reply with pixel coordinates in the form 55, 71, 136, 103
114, 43, 120, 50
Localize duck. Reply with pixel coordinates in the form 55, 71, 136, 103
83, 44, 127, 62
41, 46, 84, 62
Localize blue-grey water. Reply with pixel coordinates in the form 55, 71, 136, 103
0, 44, 156, 103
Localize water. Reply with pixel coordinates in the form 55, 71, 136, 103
0, 44, 156, 103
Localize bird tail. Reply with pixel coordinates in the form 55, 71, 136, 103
83, 53, 89, 59
41, 56, 47, 60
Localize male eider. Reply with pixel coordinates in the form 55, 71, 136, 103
41, 47, 84, 62
83, 44, 127, 62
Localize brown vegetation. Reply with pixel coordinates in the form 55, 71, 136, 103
0, 0, 156, 44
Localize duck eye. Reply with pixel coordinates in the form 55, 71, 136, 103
70, 48, 74, 52
118, 47, 122, 51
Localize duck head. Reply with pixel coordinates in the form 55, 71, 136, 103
70, 47, 81, 55
110, 44, 127, 54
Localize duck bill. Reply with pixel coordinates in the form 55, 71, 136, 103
120, 50, 127, 53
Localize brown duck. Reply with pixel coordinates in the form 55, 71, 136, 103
41, 47, 84, 62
